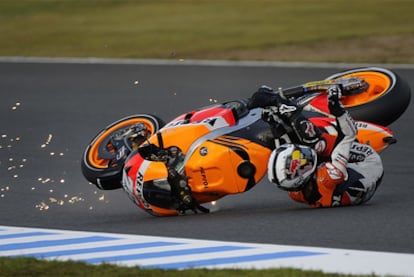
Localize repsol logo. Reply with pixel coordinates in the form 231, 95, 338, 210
200, 167, 209, 189
349, 144, 375, 162
136, 171, 144, 189
351, 144, 374, 156
135, 171, 150, 209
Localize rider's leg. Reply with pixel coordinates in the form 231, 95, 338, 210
338, 143, 384, 205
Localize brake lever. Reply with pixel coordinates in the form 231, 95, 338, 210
335, 77, 369, 95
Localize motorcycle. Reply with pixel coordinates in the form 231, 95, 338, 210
81, 67, 411, 216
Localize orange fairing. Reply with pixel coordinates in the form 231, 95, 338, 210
185, 136, 271, 202
151, 206, 179, 216
142, 161, 168, 181
354, 121, 395, 153
311, 117, 395, 153
147, 124, 212, 153
88, 118, 157, 169
338, 71, 392, 107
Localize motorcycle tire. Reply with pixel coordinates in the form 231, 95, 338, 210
81, 114, 165, 190
326, 67, 411, 126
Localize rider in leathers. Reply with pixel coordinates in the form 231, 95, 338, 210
248, 85, 384, 207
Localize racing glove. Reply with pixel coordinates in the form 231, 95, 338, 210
247, 86, 278, 109
249, 86, 321, 145
327, 86, 346, 117
248, 86, 300, 118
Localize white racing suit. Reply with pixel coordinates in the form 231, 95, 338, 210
340, 142, 384, 205
289, 111, 384, 207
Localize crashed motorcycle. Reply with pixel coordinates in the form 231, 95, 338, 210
81, 67, 411, 216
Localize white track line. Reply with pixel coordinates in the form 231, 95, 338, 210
1, 225, 413, 276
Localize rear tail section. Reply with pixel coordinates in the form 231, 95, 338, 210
311, 117, 395, 153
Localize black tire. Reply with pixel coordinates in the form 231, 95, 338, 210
81, 114, 165, 190
326, 67, 411, 126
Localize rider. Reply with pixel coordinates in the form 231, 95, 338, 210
248, 85, 384, 207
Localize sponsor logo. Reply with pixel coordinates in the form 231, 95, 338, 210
199, 167, 209, 189
351, 144, 374, 156
278, 104, 297, 115
199, 147, 208, 156
134, 161, 151, 209
289, 159, 301, 175
304, 121, 316, 137
288, 149, 309, 176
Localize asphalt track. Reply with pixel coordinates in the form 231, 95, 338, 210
1, 59, 413, 256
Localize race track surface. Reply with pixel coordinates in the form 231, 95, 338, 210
1, 60, 413, 254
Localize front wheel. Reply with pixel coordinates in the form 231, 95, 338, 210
326, 67, 411, 126
81, 114, 164, 190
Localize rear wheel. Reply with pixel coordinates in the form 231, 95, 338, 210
81, 114, 164, 190
326, 67, 411, 126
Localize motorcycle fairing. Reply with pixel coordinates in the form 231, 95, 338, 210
153, 104, 253, 154
128, 107, 270, 207
122, 151, 153, 213
309, 117, 395, 153
185, 136, 271, 202
167, 105, 236, 128
123, 150, 180, 216
168, 100, 250, 127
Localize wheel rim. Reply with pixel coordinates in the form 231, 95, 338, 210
88, 118, 157, 169
338, 71, 392, 107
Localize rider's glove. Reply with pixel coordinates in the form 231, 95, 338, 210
248, 85, 300, 117
327, 86, 345, 117
247, 86, 277, 109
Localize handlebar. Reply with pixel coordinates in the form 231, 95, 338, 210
281, 77, 368, 99
281, 85, 305, 98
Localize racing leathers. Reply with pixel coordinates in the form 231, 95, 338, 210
248, 85, 384, 207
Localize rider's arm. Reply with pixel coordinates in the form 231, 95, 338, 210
327, 86, 357, 178
311, 108, 357, 207
329, 111, 357, 177
306, 87, 357, 208
290, 85, 358, 157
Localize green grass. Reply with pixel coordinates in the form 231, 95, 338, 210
1, 0, 413, 62
0, 257, 376, 277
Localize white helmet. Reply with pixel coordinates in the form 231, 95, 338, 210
268, 144, 317, 191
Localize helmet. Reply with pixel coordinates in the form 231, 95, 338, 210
267, 144, 317, 191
